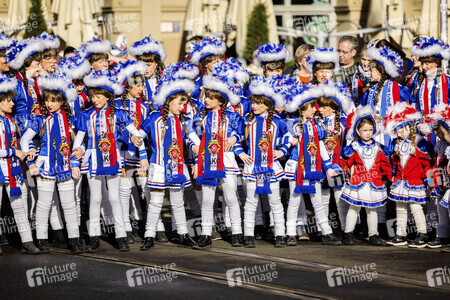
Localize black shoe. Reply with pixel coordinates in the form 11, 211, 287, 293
179, 234, 195, 248
254, 225, 265, 240
193, 235, 212, 250
265, 227, 275, 241
231, 234, 243, 247
296, 225, 310, 241
275, 236, 286, 248
37, 239, 50, 254
386, 235, 407, 246
286, 236, 297, 246
156, 231, 168, 243
224, 228, 233, 242
170, 231, 181, 243
22, 241, 40, 254
85, 236, 100, 253
0, 234, 9, 246
322, 234, 342, 245
369, 235, 383, 246
126, 231, 135, 244
52, 229, 67, 249
313, 231, 323, 242
211, 230, 222, 241
409, 233, 428, 248
342, 232, 355, 245
140, 237, 154, 250
427, 238, 442, 249
243, 236, 255, 248
68, 238, 83, 255
117, 237, 130, 252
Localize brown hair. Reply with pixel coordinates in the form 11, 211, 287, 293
244, 94, 275, 141
197, 88, 228, 136
356, 117, 375, 131
17, 52, 42, 109
414, 56, 443, 97
263, 60, 285, 73
0, 91, 17, 102
40, 90, 75, 140
200, 54, 222, 74
0, 49, 6, 59
88, 53, 108, 65
161, 91, 189, 139
317, 96, 341, 139
312, 62, 335, 84
369, 60, 389, 104
88, 87, 116, 132
294, 44, 314, 63
41, 49, 57, 60
297, 99, 317, 134
121, 73, 154, 111
136, 53, 165, 79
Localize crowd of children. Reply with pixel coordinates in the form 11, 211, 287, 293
0, 31, 449, 255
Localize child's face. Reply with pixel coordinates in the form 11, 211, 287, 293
0, 96, 14, 114
127, 83, 144, 99
436, 125, 450, 144
360, 54, 370, 71
315, 69, 333, 83
41, 55, 57, 73
0, 56, 9, 72
91, 93, 109, 109
168, 96, 188, 116
370, 65, 381, 82
145, 61, 157, 77
318, 105, 335, 118
75, 83, 85, 95
302, 102, 316, 119
206, 56, 221, 73
205, 96, 221, 110
265, 69, 283, 77
251, 101, 269, 115
91, 58, 108, 71
26, 60, 41, 78
396, 125, 410, 140
45, 97, 63, 113
422, 61, 438, 77
357, 123, 374, 142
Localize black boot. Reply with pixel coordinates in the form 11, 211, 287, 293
69, 238, 83, 254
117, 237, 130, 252
37, 239, 50, 254
140, 237, 154, 250
179, 234, 195, 248
286, 236, 297, 246
22, 241, 40, 254
243, 236, 255, 248
52, 229, 67, 249
369, 235, 383, 246
156, 231, 168, 243
231, 234, 243, 247
0, 234, 9, 246
322, 234, 342, 245
126, 231, 135, 244
85, 236, 100, 253
275, 236, 286, 248
193, 235, 212, 250
342, 232, 355, 245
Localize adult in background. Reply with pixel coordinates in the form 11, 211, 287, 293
286, 44, 314, 84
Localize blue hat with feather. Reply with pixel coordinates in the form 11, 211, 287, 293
254, 43, 290, 67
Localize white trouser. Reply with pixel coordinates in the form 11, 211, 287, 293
88, 175, 126, 238
49, 193, 63, 230
323, 187, 347, 230
144, 188, 188, 238
396, 202, 427, 236
286, 181, 332, 236
100, 180, 114, 226
0, 182, 33, 242
119, 176, 134, 232
244, 181, 285, 237
73, 177, 83, 225
201, 175, 242, 235
437, 203, 450, 238
36, 179, 79, 239
345, 205, 378, 236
